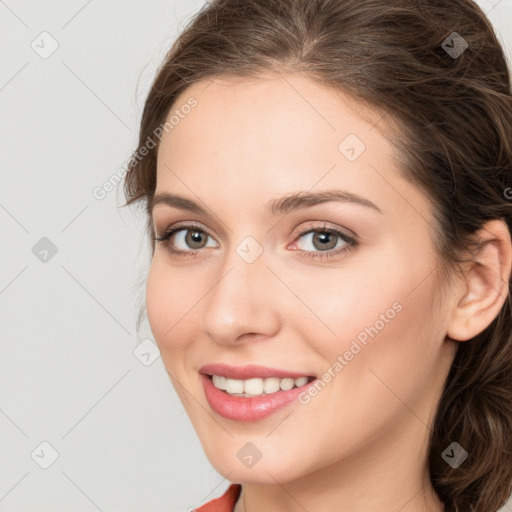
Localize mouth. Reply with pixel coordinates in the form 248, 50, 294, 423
199, 363, 317, 395
200, 366, 318, 421
204, 373, 317, 397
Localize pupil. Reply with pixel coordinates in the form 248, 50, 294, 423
188, 230, 204, 248
315, 232, 335, 250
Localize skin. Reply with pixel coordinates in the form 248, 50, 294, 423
146, 71, 512, 511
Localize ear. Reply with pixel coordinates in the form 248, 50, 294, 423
447, 219, 512, 342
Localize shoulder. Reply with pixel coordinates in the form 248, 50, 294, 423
194, 484, 242, 512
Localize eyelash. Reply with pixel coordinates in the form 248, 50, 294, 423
152, 222, 358, 261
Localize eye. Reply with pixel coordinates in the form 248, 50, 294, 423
290, 224, 358, 260
153, 223, 218, 257
153, 222, 358, 261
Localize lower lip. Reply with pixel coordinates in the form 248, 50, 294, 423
201, 374, 315, 422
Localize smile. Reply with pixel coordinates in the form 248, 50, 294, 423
199, 363, 317, 421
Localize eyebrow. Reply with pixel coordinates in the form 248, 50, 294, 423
148, 189, 383, 217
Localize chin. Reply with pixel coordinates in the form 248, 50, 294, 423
199, 435, 316, 485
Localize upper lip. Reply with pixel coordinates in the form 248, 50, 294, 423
199, 363, 316, 380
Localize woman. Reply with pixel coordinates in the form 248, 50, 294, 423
123, 0, 512, 510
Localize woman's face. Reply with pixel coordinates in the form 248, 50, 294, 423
146, 72, 458, 484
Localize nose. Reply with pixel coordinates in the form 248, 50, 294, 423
200, 247, 281, 346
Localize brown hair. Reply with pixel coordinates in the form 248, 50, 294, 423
123, 1, 512, 510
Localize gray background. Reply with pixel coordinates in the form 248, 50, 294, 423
1, 1, 511, 511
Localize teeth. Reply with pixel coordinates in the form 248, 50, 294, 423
212, 375, 227, 390
280, 377, 295, 391
226, 378, 244, 394
211, 375, 312, 396
295, 376, 308, 387
244, 378, 264, 395
263, 377, 280, 394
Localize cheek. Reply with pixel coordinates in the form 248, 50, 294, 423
145, 257, 197, 355
321, 238, 439, 352
288, 254, 427, 357
307, 249, 442, 424
303, 238, 440, 384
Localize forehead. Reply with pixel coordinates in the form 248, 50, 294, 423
157, 72, 389, 175
153, 72, 431, 224
163, 72, 384, 152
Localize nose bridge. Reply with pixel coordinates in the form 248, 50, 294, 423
200, 237, 279, 344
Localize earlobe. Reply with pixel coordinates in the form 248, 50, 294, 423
447, 219, 512, 342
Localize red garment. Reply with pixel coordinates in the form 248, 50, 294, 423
195, 484, 242, 512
